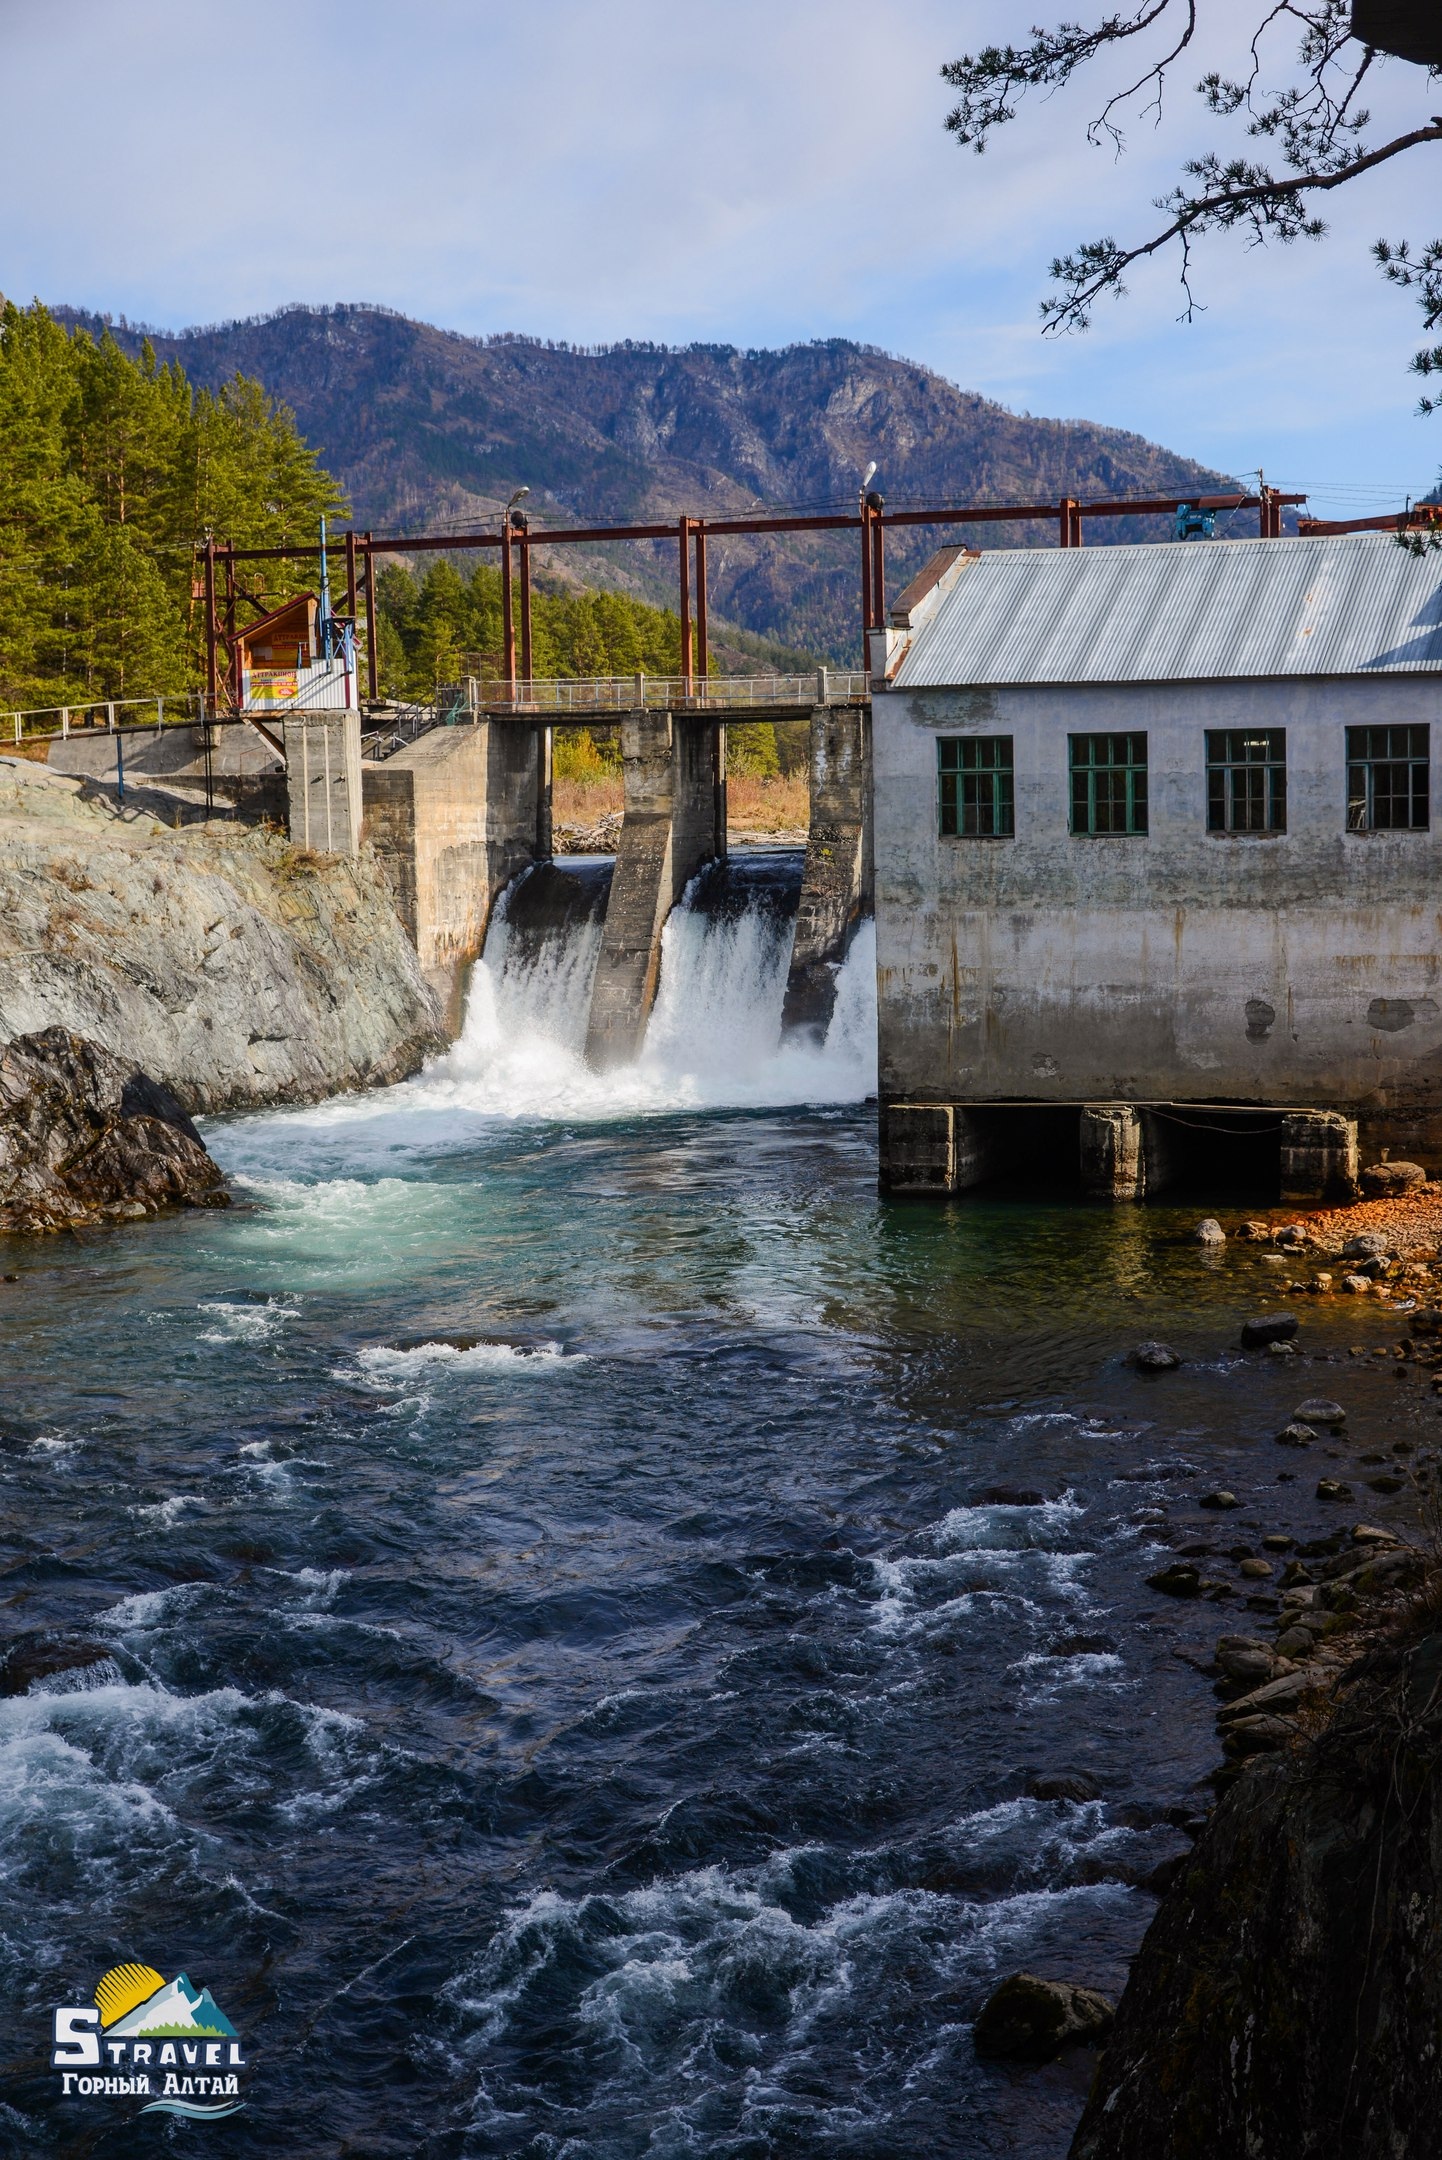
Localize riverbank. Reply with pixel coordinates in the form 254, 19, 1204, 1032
0, 755, 443, 1112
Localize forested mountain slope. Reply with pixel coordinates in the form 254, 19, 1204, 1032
63, 304, 1241, 660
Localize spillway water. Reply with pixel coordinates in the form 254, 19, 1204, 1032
0, 855, 1428, 2155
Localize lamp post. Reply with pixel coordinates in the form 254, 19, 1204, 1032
501, 487, 530, 694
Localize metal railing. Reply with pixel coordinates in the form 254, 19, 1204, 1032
457, 668, 870, 715
4, 694, 198, 745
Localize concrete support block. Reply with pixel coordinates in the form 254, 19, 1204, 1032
283, 711, 362, 857
1080, 1104, 1146, 1201
783, 703, 872, 1036
1280, 1110, 1360, 1204
584, 710, 724, 1070
880, 1103, 954, 1192
361, 718, 547, 1028
878, 1102, 993, 1193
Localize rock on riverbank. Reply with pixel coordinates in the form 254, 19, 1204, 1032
0, 756, 444, 1111
0, 1028, 227, 1232
1071, 1586, 1442, 2159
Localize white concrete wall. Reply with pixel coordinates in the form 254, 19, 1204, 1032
873, 676, 1442, 1146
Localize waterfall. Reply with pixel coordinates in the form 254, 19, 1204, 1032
422, 850, 876, 1120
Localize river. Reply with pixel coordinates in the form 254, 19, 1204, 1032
0, 855, 1427, 2157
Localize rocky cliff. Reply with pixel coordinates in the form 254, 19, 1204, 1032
0, 756, 444, 1112
1071, 1600, 1442, 2159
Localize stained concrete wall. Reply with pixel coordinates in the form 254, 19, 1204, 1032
874, 676, 1442, 1159
585, 710, 724, 1070
362, 719, 547, 1027
284, 711, 363, 859
782, 703, 872, 1036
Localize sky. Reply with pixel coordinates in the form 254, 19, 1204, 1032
2, 0, 1437, 517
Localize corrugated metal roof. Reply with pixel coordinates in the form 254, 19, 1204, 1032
889, 533, 1442, 688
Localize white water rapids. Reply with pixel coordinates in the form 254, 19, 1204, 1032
405, 855, 877, 1123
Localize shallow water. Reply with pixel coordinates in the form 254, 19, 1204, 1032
0, 872, 1431, 2157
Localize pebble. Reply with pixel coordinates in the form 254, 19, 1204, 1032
1316, 1478, 1355, 1502
1260, 1535, 1295, 1552
1131, 1341, 1181, 1373
1240, 1312, 1299, 1349
1295, 1399, 1347, 1427
1276, 1423, 1318, 1448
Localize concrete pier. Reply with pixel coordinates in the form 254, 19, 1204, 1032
782, 703, 872, 1036
284, 711, 363, 857
585, 709, 725, 1070
1280, 1110, 1360, 1204
362, 719, 548, 1025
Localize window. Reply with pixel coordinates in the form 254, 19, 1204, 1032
1207, 729, 1286, 834
1347, 725, 1429, 831
938, 735, 1014, 837
1070, 732, 1147, 835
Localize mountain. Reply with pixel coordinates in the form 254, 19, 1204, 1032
109, 1974, 237, 2039
58, 303, 1244, 661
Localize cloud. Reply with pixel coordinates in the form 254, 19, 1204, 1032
2, 0, 1435, 507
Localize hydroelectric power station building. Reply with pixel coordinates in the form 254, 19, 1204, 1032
870, 533, 1442, 1201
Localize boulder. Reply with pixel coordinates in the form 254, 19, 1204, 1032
1223, 1713, 1299, 1756
1295, 1399, 1347, 1427
1214, 1635, 1278, 1686
1238, 1557, 1273, 1579
1275, 1423, 1318, 1448
1342, 1233, 1392, 1260
972, 1971, 1114, 2060
1198, 1490, 1239, 1511
1194, 1219, 1226, 1246
1316, 1479, 1355, 1503
0, 1028, 226, 1234
1240, 1312, 1299, 1349
1130, 1341, 1181, 1373
0, 1634, 117, 1696
1026, 1771, 1104, 1803
1360, 1161, 1427, 1198
1340, 1275, 1373, 1295
1147, 1563, 1202, 1597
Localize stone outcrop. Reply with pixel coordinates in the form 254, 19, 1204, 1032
0, 756, 444, 1111
1072, 1604, 1442, 2159
0, 1028, 227, 1232
974, 1973, 1114, 2061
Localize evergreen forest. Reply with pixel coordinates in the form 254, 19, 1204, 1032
0, 302, 343, 710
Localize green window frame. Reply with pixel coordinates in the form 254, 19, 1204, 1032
1069, 732, 1147, 836
1206, 728, 1286, 834
938, 735, 1014, 838
1346, 724, 1429, 831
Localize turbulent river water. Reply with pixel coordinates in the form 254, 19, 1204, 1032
0, 852, 1428, 2158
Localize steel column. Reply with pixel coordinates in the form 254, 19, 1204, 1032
364, 532, 379, 700
678, 516, 693, 694
518, 517, 533, 686
501, 516, 516, 692
344, 529, 357, 618
870, 502, 885, 628
859, 502, 873, 663
694, 524, 708, 683
203, 540, 218, 716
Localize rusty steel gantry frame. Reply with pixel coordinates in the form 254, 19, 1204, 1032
200, 485, 1304, 714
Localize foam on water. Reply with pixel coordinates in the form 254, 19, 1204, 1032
206, 862, 877, 1190
349, 1339, 582, 1384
